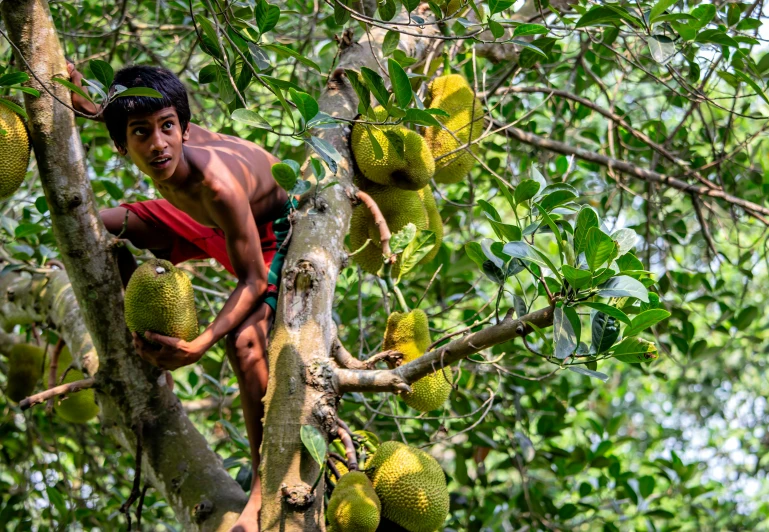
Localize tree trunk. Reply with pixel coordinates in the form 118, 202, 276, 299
0, 1, 247, 529
258, 12, 440, 531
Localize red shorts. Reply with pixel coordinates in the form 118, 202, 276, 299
121, 199, 292, 309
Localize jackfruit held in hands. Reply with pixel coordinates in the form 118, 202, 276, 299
0, 101, 30, 199
424, 74, 484, 184
124, 259, 199, 342
383, 310, 452, 412
327, 471, 381, 532
351, 107, 434, 190
53, 346, 99, 423
6, 344, 44, 402
365, 441, 449, 532
349, 185, 429, 275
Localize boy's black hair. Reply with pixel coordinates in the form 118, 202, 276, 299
103, 65, 191, 149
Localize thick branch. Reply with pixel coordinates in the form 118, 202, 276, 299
335, 306, 555, 392
497, 121, 769, 223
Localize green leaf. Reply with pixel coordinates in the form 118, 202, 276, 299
518, 37, 556, 69
404, 108, 441, 127
262, 43, 321, 73
399, 230, 437, 280
199, 65, 218, 84
592, 312, 620, 354
513, 23, 547, 37
562, 264, 592, 290
539, 189, 577, 212
465, 241, 486, 268
554, 307, 577, 360
403, 0, 420, 12
691, 4, 716, 29
90, 60, 114, 88
306, 136, 341, 175
613, 337, 658, 364
575, 6, 625, 28
598, 275, 649, 303
574, 206, 599, 255
334, 0, 351, 25
488, 0, 514, 15
488, 19, 504, 40
114, 86, 163, 98
612, 228, 638, 256
567, 366, 609, 382
52, 77, 93, 104
231, 108, 273, 130
382, 31, 400, 57
585, 228, 617, 272
344, 69, 371, 113
360, 67, 390, 107
289, 88, 319, 122
390, 223, 417, 254
733, 70, 769, 106
639, 475, 655, 498
514, 179, 540, 204
195, 16, 222, 59
300, 425, 327, 466
255, 0, 281, 33
378, 0, 397, 20
625, 309, 671, 337
580, 302, 631, 325
271, 163, 298, 191
387, 59, 412, 108
695, 29, 739, 48
0, 72, 29, 87
0, 98, 27, 119
649, 0, 678, 23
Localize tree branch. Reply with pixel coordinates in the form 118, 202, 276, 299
335, 306, 555, 392
495, 121, 769, 224
19, 376, 95, 410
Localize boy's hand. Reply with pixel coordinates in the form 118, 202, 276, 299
66, 62, 102, 118
133, 332, 205, 370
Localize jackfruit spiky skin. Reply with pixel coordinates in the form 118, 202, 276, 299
327, 471, 381, 532
0, 101, 30, 199
349, 185, 429, 276
6, 344, 44, 402
52, 346, 99, 423
124, 259, 199, 342
417, 188, 443, 264
424, 74, 484, 184
352, 107, 434, 191
383, 310, 452, 412
365, 441, 449, 532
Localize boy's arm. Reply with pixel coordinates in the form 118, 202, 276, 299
138, 184, 268, 369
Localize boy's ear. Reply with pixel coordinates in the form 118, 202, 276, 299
182, 122, 190, 142
115, 142, 127, 156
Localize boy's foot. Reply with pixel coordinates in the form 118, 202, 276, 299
229, 496, 260, 532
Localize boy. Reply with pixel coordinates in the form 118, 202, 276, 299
68, 63, 290, 532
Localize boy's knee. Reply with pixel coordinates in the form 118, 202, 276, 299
226, 323, 268, 370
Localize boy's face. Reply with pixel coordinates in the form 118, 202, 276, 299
120, 107, 190, 181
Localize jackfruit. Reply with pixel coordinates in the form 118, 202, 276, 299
365, 441, 449, 532
424, 74, 484, 184
0, 101, 30, 199
349, 185, 429, 276
52, 346, 98, 423
417, 187, 443, 264
351, 106, 434, 190
383, 310, 452, 412
327, 471, 381, 532
124, 259, 199, 342
6, 344, 45, 402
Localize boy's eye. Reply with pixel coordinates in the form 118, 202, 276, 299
162, 121, 174, 129
133, 128, 146, 136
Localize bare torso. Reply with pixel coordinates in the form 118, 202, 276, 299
155, 124, 288, 228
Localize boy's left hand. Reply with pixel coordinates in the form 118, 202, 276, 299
133, 332, 205, 370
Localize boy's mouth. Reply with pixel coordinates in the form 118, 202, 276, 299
150, 156, 172, 170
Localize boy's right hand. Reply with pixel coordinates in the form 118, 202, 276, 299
66, 62, 102, 119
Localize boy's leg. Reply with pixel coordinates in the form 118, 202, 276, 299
226, 303, 273, 532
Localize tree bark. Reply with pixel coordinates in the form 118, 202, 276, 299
258, 11, 441, 531
0, 1, 247, 529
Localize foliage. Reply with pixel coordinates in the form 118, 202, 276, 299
2, 0, 769, 530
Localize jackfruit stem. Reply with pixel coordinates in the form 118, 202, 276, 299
383, 266, 409, 312
19, 376, 95, 411
356, 190, 392, 258
337, 424, 359, 471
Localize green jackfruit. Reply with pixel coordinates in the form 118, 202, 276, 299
6, 344, 45, 402
383, 310, 452, 412
351, 107, 434, 190
53, 346, 99, 424
349, 185, 429, 276
365, 441, 449, 532
0, 101, 30, 199
327, 471, 381, 532
124, 259, 199, 342
424, 74, 484, 184
417, 188, 443, 264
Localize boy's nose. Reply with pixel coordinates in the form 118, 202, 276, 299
150, 131, 168, 151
